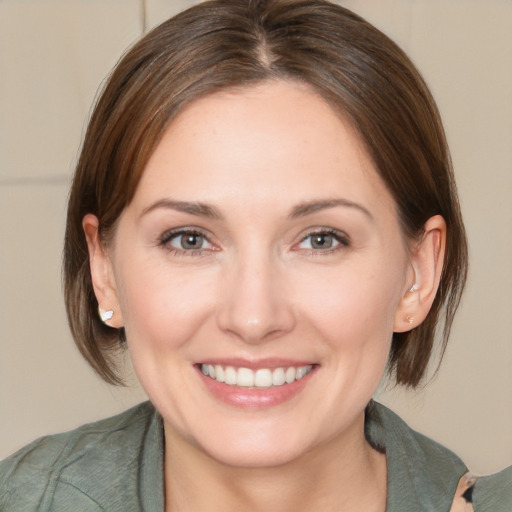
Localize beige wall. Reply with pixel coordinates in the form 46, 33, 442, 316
1, 0, 510, 475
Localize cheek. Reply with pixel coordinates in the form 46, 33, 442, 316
295, 261, 402, 342
114, 258, 217, 351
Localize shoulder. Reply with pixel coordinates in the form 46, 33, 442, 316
367, 400, 469, 474
472, 465, 512, 512
367, 401, 469, 511
0, 401, 163, 512
367, 402, 512, 512
448, 466, 512, 512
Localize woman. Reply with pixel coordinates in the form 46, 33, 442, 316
1, 0, 510, 510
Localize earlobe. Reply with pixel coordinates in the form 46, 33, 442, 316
394, 215, 446, 333
82, 214, 124, 328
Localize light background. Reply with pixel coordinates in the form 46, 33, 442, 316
0, 0, 510, 475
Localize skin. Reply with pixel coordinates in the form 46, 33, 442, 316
84, 80, 446, 511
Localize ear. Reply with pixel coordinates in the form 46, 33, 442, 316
394, 215, 446, 333
82, 214, 124, 328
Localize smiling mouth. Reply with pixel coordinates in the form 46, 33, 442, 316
199, 364, 314, 388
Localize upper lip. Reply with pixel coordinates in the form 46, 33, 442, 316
196, 358, 317, 370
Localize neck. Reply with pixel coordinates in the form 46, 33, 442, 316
163, 413, 387, 512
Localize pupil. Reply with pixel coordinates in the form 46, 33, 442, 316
312, 234, 332, 249
182, 234, 202, 249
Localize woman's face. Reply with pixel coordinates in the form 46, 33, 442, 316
105, 81, 414, 467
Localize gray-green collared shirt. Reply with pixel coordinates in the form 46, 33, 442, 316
1, 401, 510, 511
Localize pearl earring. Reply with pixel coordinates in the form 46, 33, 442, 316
98, 307, 114, 323
409, 283, 419, 293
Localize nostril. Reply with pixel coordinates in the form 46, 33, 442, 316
216, 307, 296, 344
215, 265, 296, 344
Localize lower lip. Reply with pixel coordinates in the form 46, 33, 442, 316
197, 367, 317, 409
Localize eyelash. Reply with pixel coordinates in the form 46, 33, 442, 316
159, 228, 214, 257
158, 228, 350, 257
296, 229, 350, 256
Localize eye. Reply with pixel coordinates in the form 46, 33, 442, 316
297, 230, 349, 251
172, 232, 209, 250
161, 229, 214, 253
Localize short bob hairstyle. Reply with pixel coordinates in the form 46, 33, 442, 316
64, 0, 468, 387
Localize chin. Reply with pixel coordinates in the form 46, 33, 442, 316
168, 412, 315, 469
199, 434, 308, 469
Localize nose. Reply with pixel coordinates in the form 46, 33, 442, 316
216, 254, 296, 345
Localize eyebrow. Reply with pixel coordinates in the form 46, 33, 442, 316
140, 197, 373, 222
140, 199, 224, 219
289, 198, 374, 221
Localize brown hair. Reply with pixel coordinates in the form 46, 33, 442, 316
64, 0, 468, 387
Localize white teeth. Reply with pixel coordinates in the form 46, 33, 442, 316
200, 364, 313, 388
296, 366, 308, 379
254, 369, 272, 388
237, 368, 254, 387
215, 365, 225, 383
285, 367, 296, 383
225, 366, 237, 385
272, 367, 285, 386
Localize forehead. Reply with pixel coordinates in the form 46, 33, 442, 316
131, 80, 397, 220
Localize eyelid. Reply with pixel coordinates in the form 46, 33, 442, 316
159, 227, 217, 255
157, 226, 350, 256
294, 228, 350, 251
160, 226, 208, 243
